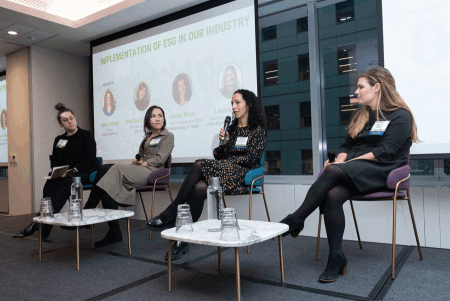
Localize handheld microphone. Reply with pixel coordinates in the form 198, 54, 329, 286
327, 149, 336, 163
219, 116, 232, 146
135, 154, 141, 161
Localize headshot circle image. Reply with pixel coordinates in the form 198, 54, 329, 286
134, 81, 151, 111
219, 64, 242, 99
102, 89, 116, 117
0, 109, 6, 130
172, 73, 192, 106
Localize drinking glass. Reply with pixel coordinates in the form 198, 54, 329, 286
40, 197, 54, 219
176, 204, 193, 233
220, 207, 240, 241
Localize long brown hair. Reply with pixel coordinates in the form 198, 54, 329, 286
347, 66, 419, 142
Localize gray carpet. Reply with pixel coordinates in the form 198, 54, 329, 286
0, 214, 446, 301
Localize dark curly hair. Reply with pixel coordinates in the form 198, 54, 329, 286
229, 89, 267, 136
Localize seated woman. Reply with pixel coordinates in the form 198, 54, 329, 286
14, 103, 98, 239
87, 105, 174, 247
280, 66, 419, 283
146, 89, 267, 261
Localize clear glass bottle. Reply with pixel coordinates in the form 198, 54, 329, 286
207, 177, 223, 232
68, 177, 83, 221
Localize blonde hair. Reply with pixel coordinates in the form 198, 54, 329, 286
347, 66, 419, 143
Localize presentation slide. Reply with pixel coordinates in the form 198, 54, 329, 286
383, 0, 450, 155
92, 0, 258, 163
0, 79, 7, 164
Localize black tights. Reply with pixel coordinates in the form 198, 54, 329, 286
162, 161, 207, 222
291, 165, 359, 255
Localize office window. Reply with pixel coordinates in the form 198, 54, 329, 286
410, 160, 434, 176
339, 96, 359, 125
298, 54, 310, 81
338, 45, 357, 74
445, 159, 450, 175
264, 60, 279, 86
302, 149, 313, 175
300, 102, 311, 128
297, 17, 308, 33
262, 25, 276, 41
336, 0, 354, 24
0, 168, 7, 178
266, 151, 281, 175
265, 105, 280, 130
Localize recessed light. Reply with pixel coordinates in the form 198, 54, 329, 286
8, 31, 18, 35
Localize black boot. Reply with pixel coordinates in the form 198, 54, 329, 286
13, 222, 38, 238
165, 241, 189, 261
279, 214, 304, 238
319, 253, 348, 283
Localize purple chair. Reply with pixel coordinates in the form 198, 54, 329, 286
315, 158, 423, 279
136, 155, 173, 239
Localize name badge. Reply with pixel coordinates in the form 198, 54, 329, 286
234, 137, 248, 149
149, 138, 161, 146
369, 121, 390, 135
56, 139, 68, 148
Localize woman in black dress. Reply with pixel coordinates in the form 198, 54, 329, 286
146, 89, 267, 260
280, 66, 419, 283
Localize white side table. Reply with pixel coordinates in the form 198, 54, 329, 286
161, 219, 288, 301
33, 209, 134, 270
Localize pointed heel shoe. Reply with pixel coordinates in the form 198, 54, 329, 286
279, 214, 304, 238
319, 253, 348, 283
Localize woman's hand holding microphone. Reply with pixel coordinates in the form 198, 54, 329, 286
219, 128, 230, 145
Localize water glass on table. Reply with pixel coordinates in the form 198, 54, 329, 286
40, 197, 54, 219
220, 207, 240, 241
176, 204, 193, 233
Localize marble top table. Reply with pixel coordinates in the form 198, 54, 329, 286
161, 220, 289, 301
34, 209, 134, 270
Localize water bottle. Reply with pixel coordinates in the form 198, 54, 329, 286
207, 177, 223, 232
70, 177, 83, 202
69, 177, 83, 221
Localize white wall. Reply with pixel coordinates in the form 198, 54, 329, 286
30, 46, 91, 212
130, 182, 450, 250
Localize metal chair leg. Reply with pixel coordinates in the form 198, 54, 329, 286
247, 190, 253, 254
392, 197, 397, 279
350, 200, 362, 249
139, 192, 149, 221
315, 213, 322, 261
149, 187, 156, 240
262, 189, 271, 222
407, 198, 423, 261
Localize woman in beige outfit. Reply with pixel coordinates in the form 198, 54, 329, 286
92, 105, 174, 247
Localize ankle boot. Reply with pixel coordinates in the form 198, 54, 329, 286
279, 214, 304, 238
319, 253, 348, 283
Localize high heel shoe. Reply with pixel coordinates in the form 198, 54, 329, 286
279, 214, 304, 238
319, 253, 348, 283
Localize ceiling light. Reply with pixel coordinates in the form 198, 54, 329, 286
8, 31, 18, 35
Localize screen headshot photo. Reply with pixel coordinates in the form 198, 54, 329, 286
0, 109, 6, 130
172, 73, 192, 106
103, 89, 116, 117
219, 64, 242, 99
134, 82, 151, 111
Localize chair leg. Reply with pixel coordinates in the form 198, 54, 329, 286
149, 188, 156, 240
168, 189, 174, 202
350, 201, 362, 249
315, 213, 322, 261
392, 197, 397, 279
407, 198, 424, 261
139, 192, 149, 221
248, 191, 253, 254
262, 190, 271, 222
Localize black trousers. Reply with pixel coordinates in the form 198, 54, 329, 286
42, 172, 91, 214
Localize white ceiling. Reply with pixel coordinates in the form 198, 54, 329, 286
0, 0, 278, 73
0, 0, 212, 72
